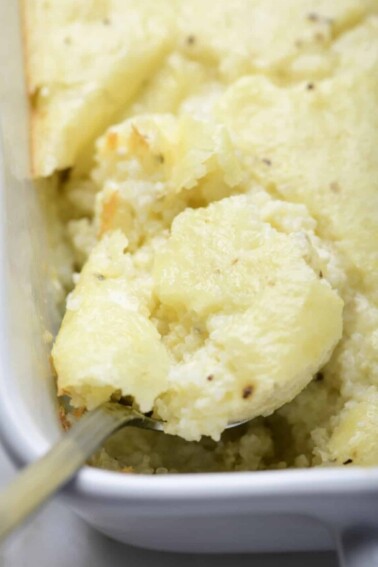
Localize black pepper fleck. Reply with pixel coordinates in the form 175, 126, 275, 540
207, 375, 214, 382
343, 458, 353, 465
307, 12, 334, 25
186, 35, 196, 45
307, 83, 315, 90
319, 270, 324, 278
262, 158, 272, 166
315, 372, 324, 382
156, 153, 165, 164
242, 385, 254, 399
94, 273, 105, 281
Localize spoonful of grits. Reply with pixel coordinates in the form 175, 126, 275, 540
53, 196, 343, 441
0, 196, 343, 540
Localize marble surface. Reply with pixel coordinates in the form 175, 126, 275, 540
0, 445, 339, 567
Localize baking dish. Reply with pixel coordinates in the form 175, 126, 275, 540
0, 2, 378, 564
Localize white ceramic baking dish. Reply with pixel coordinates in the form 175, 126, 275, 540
0, 2, 378, 565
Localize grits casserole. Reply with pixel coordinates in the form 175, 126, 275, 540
23, 0, 378, 472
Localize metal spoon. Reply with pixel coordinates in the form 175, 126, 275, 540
0, 401, 245, 541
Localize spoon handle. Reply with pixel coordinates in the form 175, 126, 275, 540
0, 404, 147, 541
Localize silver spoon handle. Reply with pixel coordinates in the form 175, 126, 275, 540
0, 404, 147, 541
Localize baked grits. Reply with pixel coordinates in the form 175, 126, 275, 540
24, 0, 378, 471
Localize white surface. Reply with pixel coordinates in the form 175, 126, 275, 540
0, 446, 338, 567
